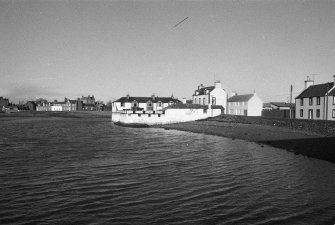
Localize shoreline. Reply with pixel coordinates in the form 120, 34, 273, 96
157, 120, 335, 164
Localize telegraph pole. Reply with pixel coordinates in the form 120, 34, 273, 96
289, 84, 293, 119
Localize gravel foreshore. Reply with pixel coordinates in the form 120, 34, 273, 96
158, 120, 335, 164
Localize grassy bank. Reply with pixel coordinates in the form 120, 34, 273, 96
159, 116, 335, 164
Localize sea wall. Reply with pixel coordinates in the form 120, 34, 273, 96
112, 108, 222, 125
209, 114, 335, 135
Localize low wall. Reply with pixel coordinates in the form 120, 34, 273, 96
112, 108, 222, 125
210, 114, 335, 135
262, 110, 291, 119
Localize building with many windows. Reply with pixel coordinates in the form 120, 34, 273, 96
112, 94, 181, 113
295, 76, 335, 120
192, 81, 227, 113
227, 93, 263, 116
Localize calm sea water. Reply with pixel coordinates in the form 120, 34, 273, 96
1, 116, 335, 225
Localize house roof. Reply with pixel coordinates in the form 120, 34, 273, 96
228, 94, 254, 102
114, 96, 182, 104
195, 86, 215, 95
328, 87, 335, 96
263, 103, 272, 108
270, 102, 295, 108
296, 82, 334, 98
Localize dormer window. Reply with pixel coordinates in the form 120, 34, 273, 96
206, 90, 209, 94
132, 100, 138, 108
195, 91, 199, 95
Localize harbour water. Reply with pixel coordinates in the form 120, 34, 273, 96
1, 115, 335, 224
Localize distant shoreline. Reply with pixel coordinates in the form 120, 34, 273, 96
157, 117, 335, 164
0, 110, 112, 119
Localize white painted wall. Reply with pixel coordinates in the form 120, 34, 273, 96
247, 94, 263, 116
111, 108, 222, 125
210, 87, 227, 113
51, 106, 62, 111
326, 95, 335, 121
295, 96, 326, 120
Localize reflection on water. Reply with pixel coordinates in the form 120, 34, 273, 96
0, 116, 335, 224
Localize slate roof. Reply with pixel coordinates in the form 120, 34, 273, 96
295, 82, 334, 99
270, 102, 295, 108
114, 96, 182, 104
195, 86, 215, 95
263, 103, 272, 108
228, 94, 254, 102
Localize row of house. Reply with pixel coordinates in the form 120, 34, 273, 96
112, 81, 264, 116
36, 95, 100, 111
0, 95, 104, 113
191, 81, 263, 116
112, 94, 182, 113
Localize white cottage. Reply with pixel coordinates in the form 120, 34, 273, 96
192, 81, 227, 113
227, 93, 263, 116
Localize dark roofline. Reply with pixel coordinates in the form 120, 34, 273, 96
114, 96, 182, 104
227, 94, 254, 102
295, 82, 334, 99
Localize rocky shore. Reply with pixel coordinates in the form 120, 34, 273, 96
158, 115, 335, 164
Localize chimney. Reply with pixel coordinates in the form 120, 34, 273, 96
214, 80, 222, 89
230, 91, 237, 97
126, 94, 130, 100
198, 84, 204, 90
304, 76, 314, 89
152, 93, 156, 101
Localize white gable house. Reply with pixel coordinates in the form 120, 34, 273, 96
227, 93, 263, 116
192, 81, 227, 113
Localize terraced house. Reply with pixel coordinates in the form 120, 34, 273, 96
295, 76, 335, 120
112, 94, 181, 113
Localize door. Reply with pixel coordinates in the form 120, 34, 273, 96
308, 109, 313, 119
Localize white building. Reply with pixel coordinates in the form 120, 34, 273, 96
192, 81, 227, 113
295, 75, 335, 120
227, 93, 263, 116
112, 95, 182, 113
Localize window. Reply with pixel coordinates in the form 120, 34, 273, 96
317, 97, 320, 105
333, 96, 335, 105
316, 109, 320, 118
309, 97, 313, 105
158, 101, 162, 107
300, 109, 303, 117
212, 97, 216, 105
194, 99, 197, 104
333, 109, 335, 118
300, 98, 304, 106
203, 98, 205, 105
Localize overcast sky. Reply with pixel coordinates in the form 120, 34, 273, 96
1, 0, 335, 103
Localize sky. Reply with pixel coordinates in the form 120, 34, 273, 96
1, 0, 335, 103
